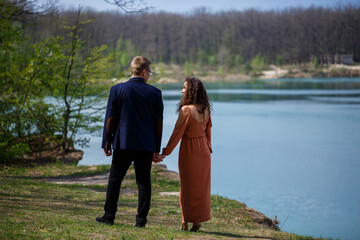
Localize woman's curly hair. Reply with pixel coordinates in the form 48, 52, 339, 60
177, 77, 212, 114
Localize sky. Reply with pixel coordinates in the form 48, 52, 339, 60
57, 0, 360, 13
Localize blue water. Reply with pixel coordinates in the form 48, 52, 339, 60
78, 78, 360, 240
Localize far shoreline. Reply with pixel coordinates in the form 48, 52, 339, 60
145, 63, 360, 84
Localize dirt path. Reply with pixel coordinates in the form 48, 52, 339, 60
41, 163, 179, 186
43, 172, 110, 185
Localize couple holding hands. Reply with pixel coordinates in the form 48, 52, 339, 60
96, 56, 212, 232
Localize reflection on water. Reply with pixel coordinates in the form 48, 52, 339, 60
157, 77, 360, 91
160, 78, 360, 104
162, 88, 360, 102
158, 78, 360, 104
79, 78, 360, 240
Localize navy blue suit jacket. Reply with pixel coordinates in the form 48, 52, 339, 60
102, 77, 163, 152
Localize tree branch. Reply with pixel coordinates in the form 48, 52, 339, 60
104, 0, 153, 13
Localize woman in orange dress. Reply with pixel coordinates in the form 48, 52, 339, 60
159, 77, 212, 232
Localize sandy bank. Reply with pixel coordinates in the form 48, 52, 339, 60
153, 64, 360, 83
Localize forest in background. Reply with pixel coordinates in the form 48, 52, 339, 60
29, 3, 360, 69
1, 0, 360, 163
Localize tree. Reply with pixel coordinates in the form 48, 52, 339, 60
0, 3, 110, 162
250, 53, 266, 77
47, 9, 112, 153
26, 3, 360, 66
104, 0, 152, 13
0, 0, 59, 162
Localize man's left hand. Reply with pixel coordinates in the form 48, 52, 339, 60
152, 152, 162, 163
104, 148, 112, 156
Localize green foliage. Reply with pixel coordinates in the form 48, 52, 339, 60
234, 53, 245, 66
196, 49, 208, 67
184, 61, 194, 76
0, 0, 25, 51
0, 1, 56, 161
250, 53, 266, 77
154, 62, 166, 80
276, 55, 285, 66
217, 66, 224, 76
109, 37, 138, 77
0, 139, 31, 163
46, 23, 109, 151
218, 45, 231, 69
313, 56, 319, 68
0, 4, 126, 162
208, 54, 218, 66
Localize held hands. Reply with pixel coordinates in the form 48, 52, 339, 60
158, 154, 166, 161
104, 149, 165, 161
153, 153, 166, 163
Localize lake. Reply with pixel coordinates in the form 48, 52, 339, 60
78, 77, 360, 240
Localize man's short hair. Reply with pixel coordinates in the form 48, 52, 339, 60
131, 56, 151, 76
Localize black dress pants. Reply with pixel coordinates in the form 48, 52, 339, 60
104, 149, 153, 226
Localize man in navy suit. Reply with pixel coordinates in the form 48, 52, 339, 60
96, 56, 163, 227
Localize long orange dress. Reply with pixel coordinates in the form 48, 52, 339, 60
162, 106, 212, 223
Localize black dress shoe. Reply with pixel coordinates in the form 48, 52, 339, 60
95, 216, 114, 225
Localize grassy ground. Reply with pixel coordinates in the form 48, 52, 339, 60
0, 163, 328, 240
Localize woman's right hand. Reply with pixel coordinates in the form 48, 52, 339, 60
158, 154, 166, 161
